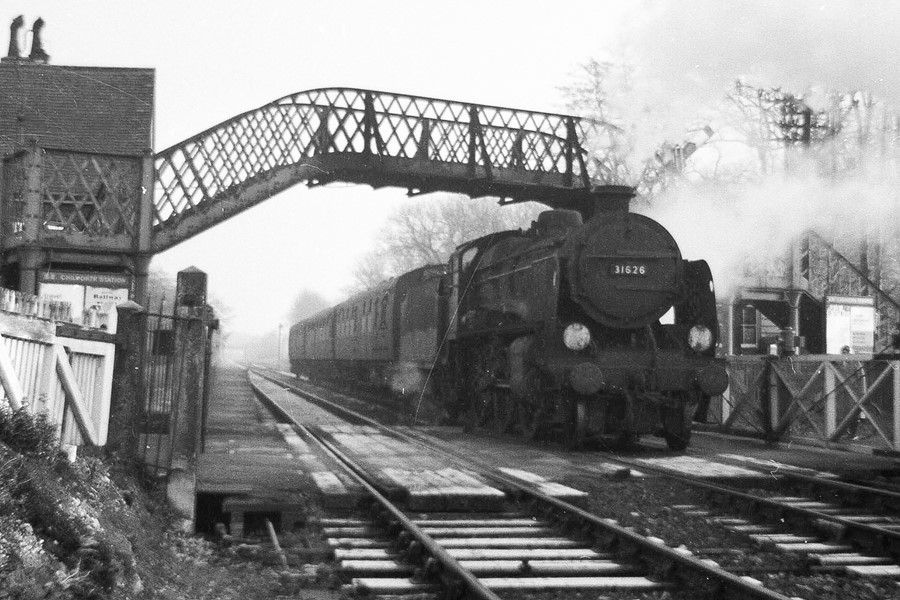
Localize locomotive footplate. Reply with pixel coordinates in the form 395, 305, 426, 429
542, 351, 727, 398
532, 350, 727, 450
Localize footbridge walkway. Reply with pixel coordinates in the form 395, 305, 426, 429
152, 88, 602, 252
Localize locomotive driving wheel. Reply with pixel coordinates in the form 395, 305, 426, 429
493, 390, 515, 434
562, 392, 589, 450
510, 362, 549, 440
467, 389, 494, 431
663, 392, 699, 451
463, 337, 509, 433
512, 399, 545, 440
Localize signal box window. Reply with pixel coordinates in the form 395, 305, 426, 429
740, 306, 758, 350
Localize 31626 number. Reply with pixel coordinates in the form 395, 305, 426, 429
610, 264, 648, 276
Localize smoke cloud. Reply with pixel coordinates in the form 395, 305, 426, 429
620, 1, 900, 116
602, 1, 900, 297
638, 169, 900, 297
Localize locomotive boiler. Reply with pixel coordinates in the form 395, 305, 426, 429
289, 185, 728, 450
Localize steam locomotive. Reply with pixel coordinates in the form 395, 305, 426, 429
289, 186, 728, 450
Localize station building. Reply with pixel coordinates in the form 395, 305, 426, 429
0, 18, 155, 324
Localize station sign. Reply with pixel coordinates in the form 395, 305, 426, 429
825, 295, 875, 355
38, 271, 131, 333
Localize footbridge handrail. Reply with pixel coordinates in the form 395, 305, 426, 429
152, 87, 599, 252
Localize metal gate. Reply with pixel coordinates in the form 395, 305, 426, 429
136, 307, 213, 476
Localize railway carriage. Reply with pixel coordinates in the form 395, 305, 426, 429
289, 265, 445, 401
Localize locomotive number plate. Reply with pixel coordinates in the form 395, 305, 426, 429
609, 264, 648, 276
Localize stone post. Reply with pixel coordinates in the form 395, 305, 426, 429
107, 300, 147, 464
167, 267, 211, 530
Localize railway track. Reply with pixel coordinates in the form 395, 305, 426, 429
407, 416, 900, 583
257, 366, 900, 586
250, 366, 801, 599
614, 454, 900, 579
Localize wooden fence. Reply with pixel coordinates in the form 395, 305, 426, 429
710, 354, 900, 451
0, 309, 115, 447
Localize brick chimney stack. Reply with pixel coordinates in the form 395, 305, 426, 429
28, 18, 49, 64
3, 16, 49, 64
6, 15, 23, 59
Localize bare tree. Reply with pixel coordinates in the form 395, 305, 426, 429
284, 289, 330, 324
146, 266, 233, 330
560, 59, 720, 203
351, 195, 545, 291
560, 59, 634, 186
146, 267, 176, 312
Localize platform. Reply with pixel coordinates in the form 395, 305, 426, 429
197, 364, 363, 535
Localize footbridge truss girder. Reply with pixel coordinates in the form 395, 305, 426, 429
152, 88, 599, 252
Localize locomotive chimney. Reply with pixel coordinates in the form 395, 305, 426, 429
584, 185, 635, 220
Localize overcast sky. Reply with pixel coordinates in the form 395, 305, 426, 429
9, 1, 900, 332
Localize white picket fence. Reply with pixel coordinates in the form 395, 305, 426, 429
0, 287, 74, 323
0, 310, 115, 446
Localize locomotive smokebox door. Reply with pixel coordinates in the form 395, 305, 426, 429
562, 212, 683, 329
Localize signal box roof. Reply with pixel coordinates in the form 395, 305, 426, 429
0, 59, 154, 157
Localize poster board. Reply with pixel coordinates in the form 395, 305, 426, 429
38, 271, 131, 333
825, 295, 875, 355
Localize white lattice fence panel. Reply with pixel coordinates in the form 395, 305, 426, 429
58, 341, 113, 446
0, 313, 114, 447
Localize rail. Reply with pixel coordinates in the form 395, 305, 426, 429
250, 366, 794, 600
249, 370, 501, 600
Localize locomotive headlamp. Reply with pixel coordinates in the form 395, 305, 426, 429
688, 324, 713, 352
563, 323, 591, 351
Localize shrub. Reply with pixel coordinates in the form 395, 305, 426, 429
0, 404, 58, 457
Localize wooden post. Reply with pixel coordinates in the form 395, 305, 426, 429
721, 365, 732, 425
726, 299, 735, 356
108, 300, 147, 463
824, 361, 836, 440
767, 358, 779, 441
893, 361, 900, 451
